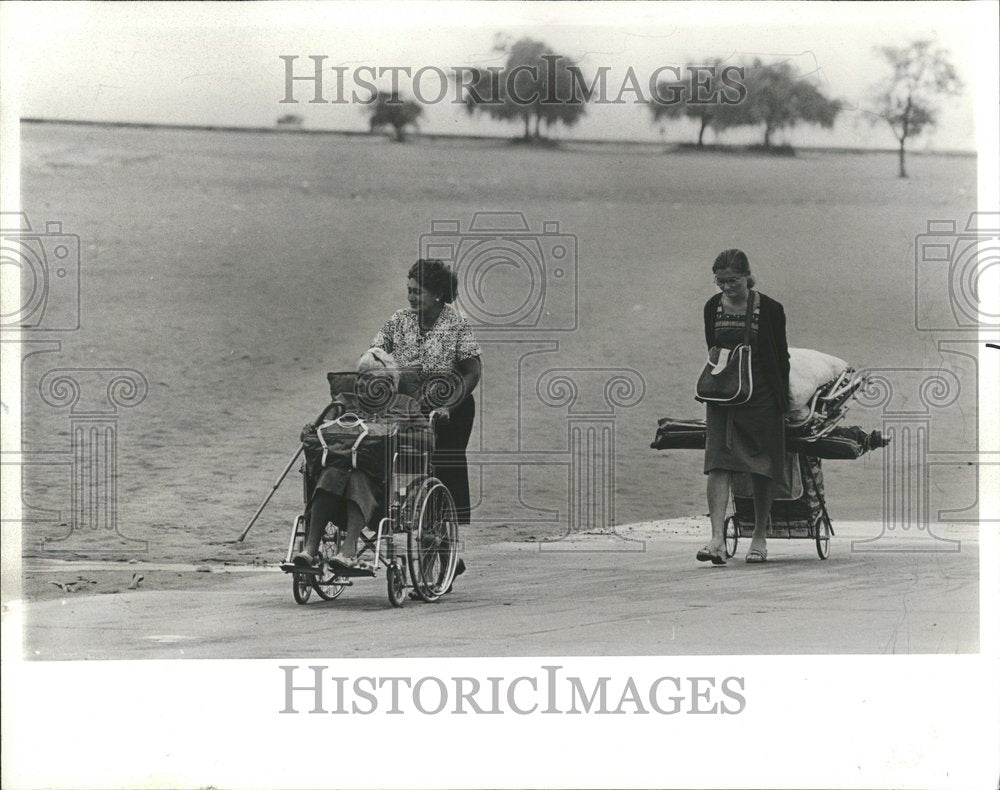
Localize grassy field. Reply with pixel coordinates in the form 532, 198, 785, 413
18, 122, 979, 563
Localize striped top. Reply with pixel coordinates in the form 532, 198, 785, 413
714, 301, 760, 341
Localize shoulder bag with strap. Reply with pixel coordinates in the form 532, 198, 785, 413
695, 290, 755, 405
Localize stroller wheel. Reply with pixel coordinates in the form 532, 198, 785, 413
724, 516, 738, 559
815, 514, 832, 560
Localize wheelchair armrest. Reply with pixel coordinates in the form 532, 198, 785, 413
301, 402, 347, 442
317, 402, 346, 423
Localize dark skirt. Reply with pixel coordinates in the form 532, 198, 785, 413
313, 466, 382, 526
704, 376, 785, 479
430, 395, 475, 525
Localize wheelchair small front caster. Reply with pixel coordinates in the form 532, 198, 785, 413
387, 561, 406, 607
292, 574, 312, 604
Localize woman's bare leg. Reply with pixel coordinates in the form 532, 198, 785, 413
305, 489, 338, 558
338, 503, 366, 559
749, 473, 774, 554
706, 470, 731, 552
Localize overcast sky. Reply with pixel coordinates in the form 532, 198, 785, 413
6, 1, 991, 151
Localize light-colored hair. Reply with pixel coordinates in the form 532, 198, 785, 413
356, 347, 400, 388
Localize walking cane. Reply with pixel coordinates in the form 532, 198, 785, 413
238, 447, 303, 542
238, 401, 336, 542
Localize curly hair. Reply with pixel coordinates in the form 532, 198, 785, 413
712, 248, 756, 288
408, 258, 458, 304
357, 347, 400, 389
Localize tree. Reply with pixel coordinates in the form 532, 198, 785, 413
715, 59, 841, 147
367, 91, 423, 142
647, 59, 732, 147
870, 40, 962, 178
462, 37, 587, 140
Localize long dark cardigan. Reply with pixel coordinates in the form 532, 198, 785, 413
703, 291, 791, 412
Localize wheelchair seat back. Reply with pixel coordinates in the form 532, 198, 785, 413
327, 369, 423, 400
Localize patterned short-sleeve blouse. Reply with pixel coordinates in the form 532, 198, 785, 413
371, 305, 482, 375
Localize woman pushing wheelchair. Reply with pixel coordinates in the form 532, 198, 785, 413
293, 258, 481, 585
371, 258, 482, 529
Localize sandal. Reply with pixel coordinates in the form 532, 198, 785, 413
697, 546, 726, 565
745, 548, 768, 564
328, 554, 373, 573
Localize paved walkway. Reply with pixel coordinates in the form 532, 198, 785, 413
11, 520, 979, 659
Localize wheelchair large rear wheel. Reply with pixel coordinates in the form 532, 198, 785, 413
407, 478, 459, 603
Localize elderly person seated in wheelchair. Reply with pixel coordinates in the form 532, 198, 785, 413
292, 347, 427, 573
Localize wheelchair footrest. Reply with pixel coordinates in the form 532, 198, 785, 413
280, 562, 321, 575
327, 563, 377, 578
280, 560, 376, 578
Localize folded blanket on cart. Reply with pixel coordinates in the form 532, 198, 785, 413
787, 425, 890, 458
649, 417, 708, 450
650, 418, 889, 459
786, 351, 870, 441
787, 348, 849, 422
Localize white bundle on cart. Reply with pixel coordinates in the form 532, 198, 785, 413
785, 348, 869, 439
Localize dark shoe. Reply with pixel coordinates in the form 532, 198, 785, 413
292, 551, 319, 568
697, 546, 726, 565
444, 558, 466, 594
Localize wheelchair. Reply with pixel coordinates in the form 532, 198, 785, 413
279, 371, 460, 607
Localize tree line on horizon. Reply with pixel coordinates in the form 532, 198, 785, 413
355, 36, 961, 178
